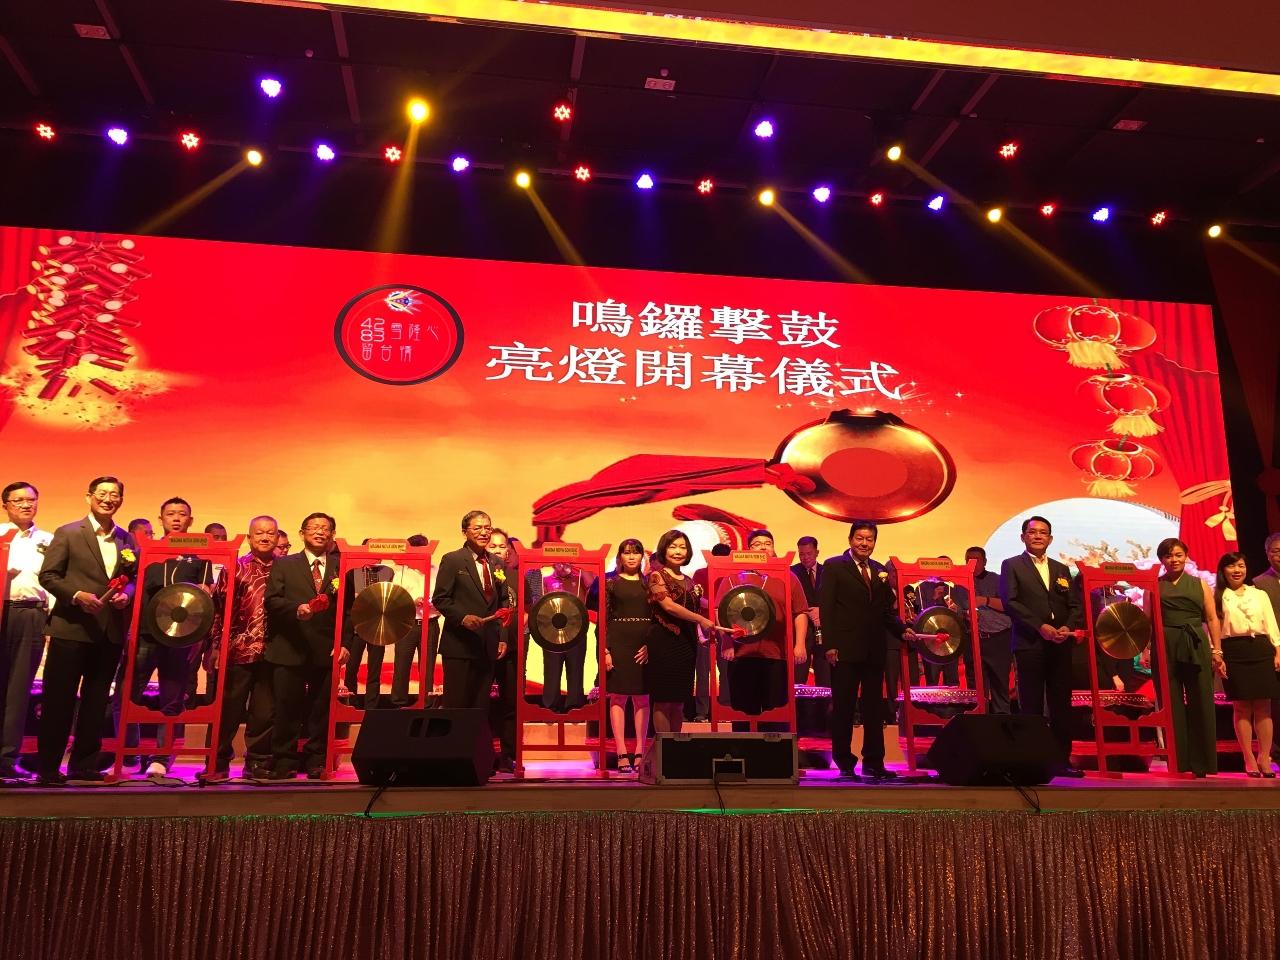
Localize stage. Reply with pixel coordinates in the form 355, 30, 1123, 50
2, 767, 1278, 960
4, 764, 1280, 818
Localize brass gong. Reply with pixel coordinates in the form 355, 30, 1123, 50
1094, 600, 1152, 660
144, 583, 215, 648
912, 605, 966, 665
530, 590, 589, 651
771, 409, 956, 523
350, 581, 417, 647
717, 584, 776, 639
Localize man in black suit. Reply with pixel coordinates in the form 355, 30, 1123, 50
431, 510, 511, 711
36, 475, 137, 784
790, 535, 828, 686
819, 520, 913, 781
263, 512, 348, 779
999, 515, 1085, 776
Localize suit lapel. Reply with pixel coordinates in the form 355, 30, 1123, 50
81, 518, 108, 577
1021, 554, 1049, 593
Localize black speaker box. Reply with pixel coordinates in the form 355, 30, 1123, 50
352, 708, 493, 786
638, 732, 798, 784
925, 714, 1060, 786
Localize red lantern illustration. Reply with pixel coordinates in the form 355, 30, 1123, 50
1033, 302, 1157, 369
1079, 372, 1172, 437
1070, 438, 1162, 498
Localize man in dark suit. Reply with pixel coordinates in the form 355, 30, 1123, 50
36, 475, 138, 784
790, 535, 828, 686
819, 520, 913, 781
999, 515, 1085, 776
431, 510, 511, 711
263, 512, 348, 779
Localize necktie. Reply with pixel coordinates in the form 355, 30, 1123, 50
312, 559, 323, 593
859, 561, 871, 587
809, 566, 817, 592
477, 553, 494, 600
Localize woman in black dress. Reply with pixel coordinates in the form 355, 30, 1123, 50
588, 539, 652, 773
645, 529, 734, 734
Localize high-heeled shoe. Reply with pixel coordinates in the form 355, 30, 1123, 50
1247, 770, 1263, 778
617, 756, 634, 774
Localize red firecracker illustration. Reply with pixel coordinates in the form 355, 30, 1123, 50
2, 233, 174, 428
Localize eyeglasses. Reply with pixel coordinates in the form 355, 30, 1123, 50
467, 525, 493, 533
4, 498, 36, 506
301, 526, 332, 535
92, 492, 123, 502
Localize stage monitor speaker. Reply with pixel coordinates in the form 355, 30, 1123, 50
925, 714, 1060, 786
638, 732, 798, 785
352, 708, 493, 786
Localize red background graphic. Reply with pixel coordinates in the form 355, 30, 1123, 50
0, 224, 1235, 571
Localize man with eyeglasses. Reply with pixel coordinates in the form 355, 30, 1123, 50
432, 511, 512, 711
36, 476, 137, 785
0, 482, 52, 780
263, 512, 348, 779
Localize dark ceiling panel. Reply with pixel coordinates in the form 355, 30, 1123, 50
579, 36, 772, 99
134, 44, 349, 126
8, 34, 145, 116
110, 0, 337, 60
344, 11, 572, 81
760, 56, 935, 111
973, 74, 1135, 126
0, 0, 102, 37
1118, 87, 1280, 142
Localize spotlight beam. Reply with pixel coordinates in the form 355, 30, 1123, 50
897, 154, 1104, 296
373, 121, 423, 252
522, 186, 585, 267
1220, 236, 1280, 278
135, 160, 249, 235
768, 200, 872, 284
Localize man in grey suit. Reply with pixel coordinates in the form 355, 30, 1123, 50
999, 515, 1084, 776
36, 476, 137, 784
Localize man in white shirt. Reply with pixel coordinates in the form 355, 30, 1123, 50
0, 481, 53, 779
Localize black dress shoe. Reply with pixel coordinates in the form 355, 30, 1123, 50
493, 756, 516, 774
36, 771, 67, 787
262, 768, 298, 781
1057, 765, 1087, 779
305, 767, 325, 780
67, 769, 106, 783
835, 763, 861, 781
861, 765, 897, 781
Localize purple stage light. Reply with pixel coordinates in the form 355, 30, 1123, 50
753, 119, 775, 139
451, 155, 470, 173
812, 185, 832, 203
106, 127, 128, 146
259, 77, 283, 99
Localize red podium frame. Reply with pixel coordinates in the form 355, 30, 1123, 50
515, 543, 610, 779
113, 532, 242, 780
322, 537, 437, 780
704, 549, 799, 732
893, 556, 987, 772
1076, 562, 1179, 776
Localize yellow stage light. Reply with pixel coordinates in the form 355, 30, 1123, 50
515, 170, 532, 189
758, 188, 775, 206
407, 99, 430, 123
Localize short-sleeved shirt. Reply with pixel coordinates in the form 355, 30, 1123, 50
972, 569, 1012, 634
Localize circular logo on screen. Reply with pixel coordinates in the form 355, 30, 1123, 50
334, 284, 463, 385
